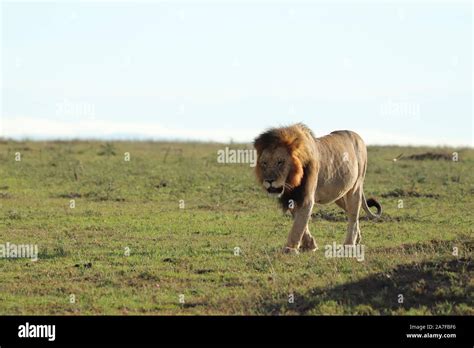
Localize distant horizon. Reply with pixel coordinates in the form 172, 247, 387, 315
1, 132, 471, 149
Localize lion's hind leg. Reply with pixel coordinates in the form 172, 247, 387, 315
335, 198, 347, 212
336, 197, 362, 244
342, 188, 363, 246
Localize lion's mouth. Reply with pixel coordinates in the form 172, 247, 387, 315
266, 186, 284, 195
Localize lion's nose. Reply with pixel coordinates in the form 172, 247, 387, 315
264, 179, 276, 187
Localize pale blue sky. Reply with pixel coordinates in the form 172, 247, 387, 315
1, 1, 472, 145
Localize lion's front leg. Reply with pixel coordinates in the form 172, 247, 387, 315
284, 201, 314, 254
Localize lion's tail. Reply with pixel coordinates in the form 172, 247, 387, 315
362, 192, 382, 219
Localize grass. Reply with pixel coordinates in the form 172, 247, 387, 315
0, 140, 472, 315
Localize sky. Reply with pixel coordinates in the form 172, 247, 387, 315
1, 0, 472, 146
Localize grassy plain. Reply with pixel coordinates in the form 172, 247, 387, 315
0, 140, 472, 315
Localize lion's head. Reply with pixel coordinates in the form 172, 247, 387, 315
253, 124, 314, 197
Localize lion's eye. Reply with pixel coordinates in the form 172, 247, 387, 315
262, 161, 268, 167
277, 160, 284, 166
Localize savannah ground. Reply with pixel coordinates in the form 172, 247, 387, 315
0, 140, 472, 315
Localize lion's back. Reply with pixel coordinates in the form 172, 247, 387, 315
325, 130, 367, 158
316, 130, 369, 197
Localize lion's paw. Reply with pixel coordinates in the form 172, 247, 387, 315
300, 244, 318, 252
282, 246, 299, 255
300, 239, 318, 252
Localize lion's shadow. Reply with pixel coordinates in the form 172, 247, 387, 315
258, 257, 472, 315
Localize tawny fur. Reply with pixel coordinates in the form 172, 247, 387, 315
254, 123, 382, 254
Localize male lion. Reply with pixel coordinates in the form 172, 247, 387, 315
254, 123, 382, 254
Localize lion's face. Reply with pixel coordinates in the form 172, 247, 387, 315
254, 125, 307, 198
257, 146, 292, 197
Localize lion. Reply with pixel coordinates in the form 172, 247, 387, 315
253, 123, 382, 254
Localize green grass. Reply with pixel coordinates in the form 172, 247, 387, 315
0, 140, 472, 315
